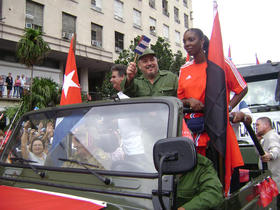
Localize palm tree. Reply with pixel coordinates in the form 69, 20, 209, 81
16, 28, 50, 98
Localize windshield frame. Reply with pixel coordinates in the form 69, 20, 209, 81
0, 97, 181, 176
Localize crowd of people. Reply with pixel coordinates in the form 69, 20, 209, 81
0, 73, 27, 98
20, 120, 54, 166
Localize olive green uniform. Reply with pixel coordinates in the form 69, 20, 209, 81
121, 70, 178, 97
176, 154, 224, 210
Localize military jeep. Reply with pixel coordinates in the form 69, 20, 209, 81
0, 97, 276, 209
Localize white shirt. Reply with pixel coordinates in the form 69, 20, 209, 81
259, 129, 280, 190
29, 152, 47, 166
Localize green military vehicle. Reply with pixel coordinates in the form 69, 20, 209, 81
237, 62, 280, 169
0, 97, 277, 209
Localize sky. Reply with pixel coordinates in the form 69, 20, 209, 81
192, 0, 280, 67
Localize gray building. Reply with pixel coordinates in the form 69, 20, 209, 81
0, 0, 193, 98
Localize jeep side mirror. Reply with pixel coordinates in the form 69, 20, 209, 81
153, 137, 197, 174
153, 137, 197, 210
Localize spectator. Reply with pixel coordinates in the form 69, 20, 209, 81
21, 121, 47, 166
5, 72, 13, 98
0, 75, 4, 97
13, 75, 21, 98
20, 74, 26, 98
256, 116, 280, 208
120, 48, 178, 97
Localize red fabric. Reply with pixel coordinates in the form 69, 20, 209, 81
181, 119, 193, 140
257, 180, 273, 207
60, 37, 82, 105
268, 177, 279, 197
178, 61, 207, 104
0, 185, 104, 210
208, 4, 244, 196
239, 169, 249, 183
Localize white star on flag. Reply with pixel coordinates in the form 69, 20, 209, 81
62, 70, 80, 98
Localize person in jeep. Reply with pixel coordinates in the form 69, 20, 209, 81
121, 48, 178, 97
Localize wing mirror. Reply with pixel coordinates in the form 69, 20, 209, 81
153, 137, 197, 210
153, 137, 197, 174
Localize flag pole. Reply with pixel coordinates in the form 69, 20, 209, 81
133, 54, 138, 63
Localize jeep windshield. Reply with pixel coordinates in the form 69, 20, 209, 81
2, 102, 169, 173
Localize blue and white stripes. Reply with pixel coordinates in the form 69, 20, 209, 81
134, 35, 151, 55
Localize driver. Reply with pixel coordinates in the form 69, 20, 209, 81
63, 135, 109, 170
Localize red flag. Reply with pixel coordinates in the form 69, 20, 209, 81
256, 53, 260, 65
228, 45, 232, 61
208, 1, 244, 196
60, 36, 82, 105
268, 177, 279, 197
239, 169, 249, 183
0, 185, 105, 210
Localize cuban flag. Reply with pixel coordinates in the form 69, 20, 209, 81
134, 35, 151, 55
60, 35, 82, 105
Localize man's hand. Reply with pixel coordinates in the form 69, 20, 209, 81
261, 152, 272, 162
126, 62, 137, 83
230, 112, 252, 125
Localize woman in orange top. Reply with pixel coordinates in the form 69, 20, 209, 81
178, 28, 248, 155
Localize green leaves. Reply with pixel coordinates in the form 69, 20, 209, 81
16, 28, 50, 67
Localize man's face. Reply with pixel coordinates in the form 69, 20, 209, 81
138, 55, 159, 80
256, 120, 266, 136
110, 70, 124, 91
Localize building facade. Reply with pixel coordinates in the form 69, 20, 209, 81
0, 0, 193, 96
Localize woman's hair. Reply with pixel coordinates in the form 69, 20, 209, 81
30, 138, 45, 153
185, 28, 209, 59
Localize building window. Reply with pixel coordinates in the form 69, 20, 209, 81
184, 14, 189, 29
133, 9, 141, 28
174, 7, 180, 23
91, 23, 102, 47
91, 0, 102, 12
149, 0, 155, 9
175, 31, 180, 45
183, 0, 188, 8
163, 24, 169, 40
62, 12, 76, 40
162, 0, 169, 17
114, 0, 123, 21
115, 31, 124, 53
149, 17, 156, 35
26, 0, 44, 31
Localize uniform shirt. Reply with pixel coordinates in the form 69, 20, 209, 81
177, 59, 247, 148
178, 59, 247, 104
121, 70, 178, 97
176, 154, 224, 210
